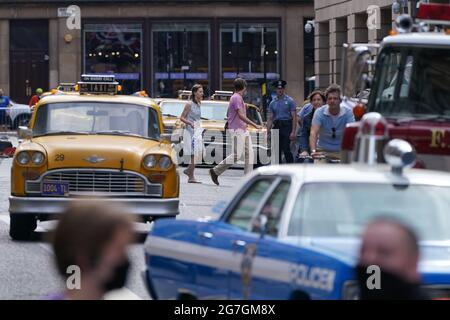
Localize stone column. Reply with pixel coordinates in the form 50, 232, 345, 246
49, 19, 59, 89
285, 10, 304, 103
57, 17, 81, 83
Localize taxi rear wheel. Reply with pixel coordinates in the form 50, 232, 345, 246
9, 214, 37, 241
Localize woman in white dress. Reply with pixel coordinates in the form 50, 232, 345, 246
180, 84, 203, 183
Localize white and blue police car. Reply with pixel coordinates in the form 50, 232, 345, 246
143, 113, 450, 300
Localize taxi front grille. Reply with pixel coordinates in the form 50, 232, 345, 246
26, 169, 162, 197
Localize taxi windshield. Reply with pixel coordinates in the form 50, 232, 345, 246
200, 102, 228, 121
288, 183, 450, 241
369, 47, 450, 120
32, 102, 160, 139
160, 101, 185, 117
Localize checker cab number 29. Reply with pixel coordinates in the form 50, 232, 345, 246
9, 75, 179, 240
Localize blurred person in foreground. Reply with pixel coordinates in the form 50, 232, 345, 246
49, 202, 135, 300
356, 218, 428, 300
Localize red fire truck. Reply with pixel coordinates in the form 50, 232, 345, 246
340, 2, 450, 171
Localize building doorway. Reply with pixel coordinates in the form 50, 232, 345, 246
10, 20, 49, 104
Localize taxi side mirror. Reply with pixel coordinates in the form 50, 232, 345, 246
18, 126, 32, 139
161, 132, 181, 144
160, 133, 172, 143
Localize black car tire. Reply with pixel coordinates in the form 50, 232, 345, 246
9, 213, 37, 241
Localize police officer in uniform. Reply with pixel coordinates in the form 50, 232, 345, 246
267, 80, 297, 163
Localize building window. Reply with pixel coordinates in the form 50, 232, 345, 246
220, 22, 280, 107
84, 24, 143, 94
152, 23, 210, 98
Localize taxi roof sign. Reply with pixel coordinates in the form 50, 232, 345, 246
81, 74, 116, 82
57, 83, 76, 92
78, 74, 119, 95
211, 90, 233, 101
178, 90, 191, 100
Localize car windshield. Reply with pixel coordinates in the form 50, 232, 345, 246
288, 183, 450, 241
201, 102, 228, 121
369, 47, 450, 119
160, 100, 261, 124
32, 102, 160, 139
160, 101, 185, 117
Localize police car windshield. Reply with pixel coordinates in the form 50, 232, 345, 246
369, 47, 450, 119
160, 101, 185, 117
32, 102, 160, 139
288, 183, 450, 241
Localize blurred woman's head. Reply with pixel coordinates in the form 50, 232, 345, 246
52, 202, 134, 299
308, 90, 325, 109
191, 84, 204, 104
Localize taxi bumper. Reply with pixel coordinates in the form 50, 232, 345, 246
9, 196, 180, 217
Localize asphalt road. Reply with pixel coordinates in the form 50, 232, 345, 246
0, 140, 244, 299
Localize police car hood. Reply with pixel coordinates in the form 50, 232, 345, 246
287, 237, 450, 276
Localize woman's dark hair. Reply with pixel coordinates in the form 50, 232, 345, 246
233, 78, 247, 92
191, 84, 203, 104
52, 202, 134, 278
308, 90, 325, 103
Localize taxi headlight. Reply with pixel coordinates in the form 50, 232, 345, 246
159, 155, 172, 169
17, 152, 30, 165
143, 155, 157, 169
31, 151, 45, 165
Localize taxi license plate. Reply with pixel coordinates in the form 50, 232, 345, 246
42, 181, 69, 196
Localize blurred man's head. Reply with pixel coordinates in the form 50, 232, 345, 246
325, 84, 341, 110
359, 218, 420, 283
234, 78, 247, 94
52, 202, 134, 298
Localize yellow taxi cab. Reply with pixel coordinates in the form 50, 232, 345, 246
9, 75, 179, 240
158, 90, 268, 165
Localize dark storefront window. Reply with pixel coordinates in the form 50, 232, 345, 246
84, 24, 143, 94
220, 23, 280, 107
152, 23, 210, 98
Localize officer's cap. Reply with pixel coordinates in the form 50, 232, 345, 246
272, 80, 287, 89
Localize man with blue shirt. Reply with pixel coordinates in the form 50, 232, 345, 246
309, 84, 355, 161
0, 89, 11, 125
267, 80, 297, 164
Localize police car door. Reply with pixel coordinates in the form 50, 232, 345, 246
228, 177, 293, 299
195, 177, 275, 299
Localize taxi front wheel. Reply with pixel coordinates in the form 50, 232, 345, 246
9, 214, 37, 241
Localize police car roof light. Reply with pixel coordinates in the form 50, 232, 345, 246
395, 14, 414, 33
383, 139, 416, 174
359, 112, 389, 138
416, 3, 450, 25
